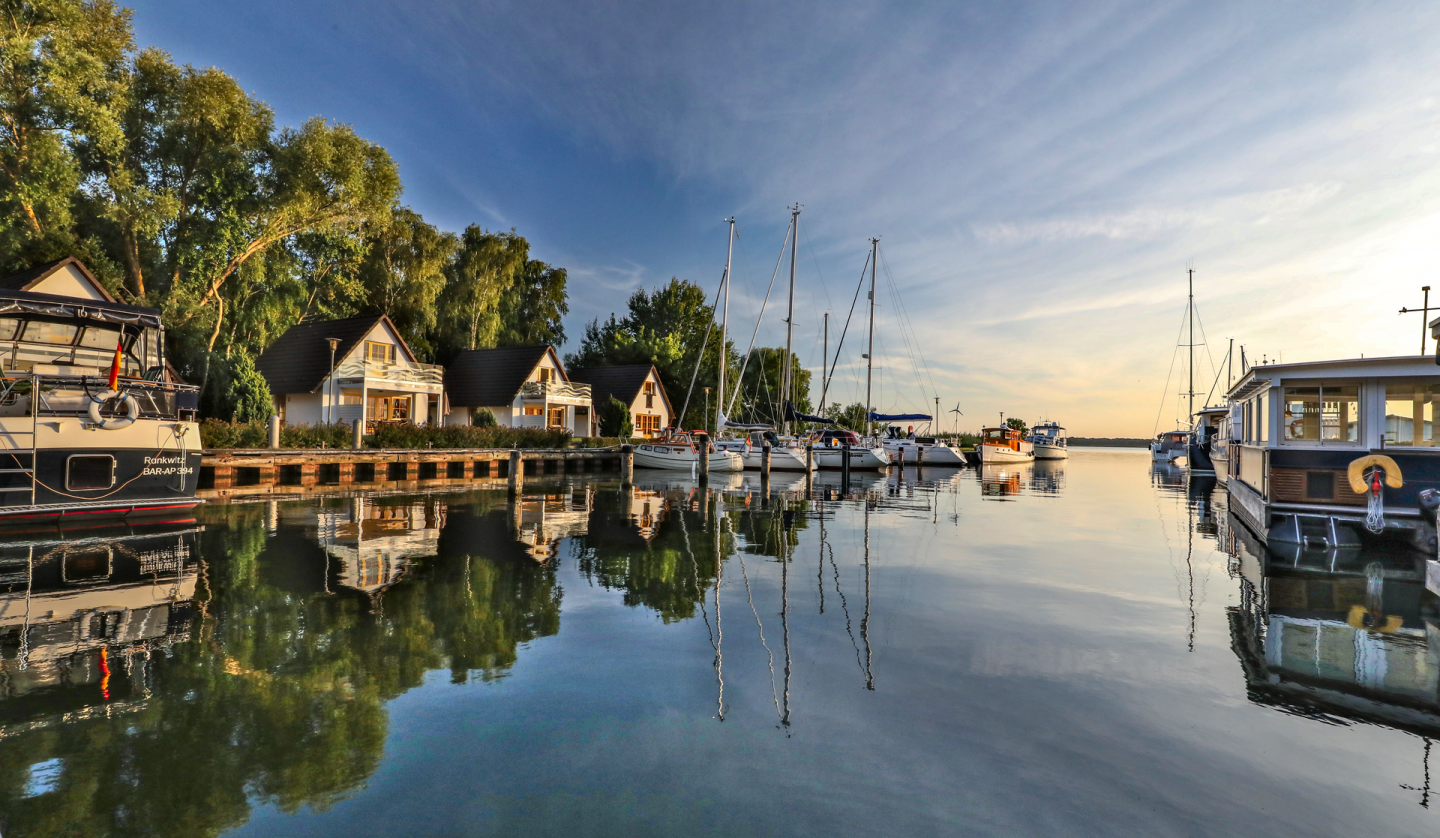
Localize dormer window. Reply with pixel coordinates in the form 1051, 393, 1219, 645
538, 368, 554, 383
365, 341, 396, 364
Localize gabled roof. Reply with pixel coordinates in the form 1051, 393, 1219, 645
0, 257, 117, 302
569, 364, 671, 415
446, 345, 561, 407
256, 315, 415, 394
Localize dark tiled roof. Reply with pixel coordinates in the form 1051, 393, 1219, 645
568, 364, 670, 416
255, 315, 407, 394
0, 256, 118, 302
446, 345, 555, 407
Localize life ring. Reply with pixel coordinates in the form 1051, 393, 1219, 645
1347, 604, 1403, 634
1347, 455, 1402, 493
88, 389, 140, 430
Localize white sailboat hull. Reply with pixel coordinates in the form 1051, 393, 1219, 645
633, 443, 744, 472
812, 445, 890, 470
887, 442, 967, 466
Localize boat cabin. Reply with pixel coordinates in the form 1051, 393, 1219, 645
1224, 354, 1440, 552
980, 426, 1024, 451
811, 428, 862, 447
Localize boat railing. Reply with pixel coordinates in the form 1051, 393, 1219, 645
0, 372, 200, 422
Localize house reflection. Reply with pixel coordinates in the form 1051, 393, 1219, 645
1228, 518, 1440, 740
515, 488, 595, 561
0, 526, 201, 731
297, 498, 446, 603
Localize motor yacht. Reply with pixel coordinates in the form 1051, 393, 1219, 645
1027, 422, 1069, 460
978, 426, 1034, 464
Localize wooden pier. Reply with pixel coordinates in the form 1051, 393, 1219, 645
199, 448, 623, 500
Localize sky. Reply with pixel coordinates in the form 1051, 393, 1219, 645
127, 0, 1440, 436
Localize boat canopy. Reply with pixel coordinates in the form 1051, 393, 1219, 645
0, 289, 163, 329
719, 413, 773, 431
870, 412, 931, 421
784, 403, 835, 425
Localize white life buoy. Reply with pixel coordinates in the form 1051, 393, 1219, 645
88, 389, 140, 430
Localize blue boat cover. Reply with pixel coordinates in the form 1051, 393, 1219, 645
784, 403, 836, 424
869, 412, 932, 421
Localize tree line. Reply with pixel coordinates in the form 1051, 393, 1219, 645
1, 0, 566, 419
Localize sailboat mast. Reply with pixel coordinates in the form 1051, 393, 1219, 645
781, 204, 800, 434
820, 312, 828, 421
865, 237, 878, 439
718, 217, 734, 434
1188, 268, 1194, 424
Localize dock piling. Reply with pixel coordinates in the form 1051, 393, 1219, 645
508, 448, 523, 496
621, 444, 634, 486
762, 443, 771, 478
698, 436, 709, 482
268, 415, 281, 449
352, 419, 363, 450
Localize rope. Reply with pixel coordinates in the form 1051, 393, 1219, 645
822, 251, 871, 410
728, 220, 791, 418
676, 272, 726, 429
1366, 468, 1386, 533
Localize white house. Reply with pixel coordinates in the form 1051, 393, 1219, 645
567, 364, 672, 438
255, 314, 444, 429
444, 345, 593, 435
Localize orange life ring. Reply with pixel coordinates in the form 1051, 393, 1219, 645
1347, 455, 1402, 494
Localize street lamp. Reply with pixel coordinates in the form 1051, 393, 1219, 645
326, 338, 341, 424
703, 387, 711, 434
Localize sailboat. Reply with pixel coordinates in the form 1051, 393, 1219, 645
635, 220, 745, 473
1152, 268, 1201, 463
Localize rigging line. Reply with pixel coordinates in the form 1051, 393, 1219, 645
677, 268, 727, 427
1200, 342, 1231, 411
869, 244, 938, 408
1191, 302, 1220, 386
736, 538, 783, 721
881, 264, 932, 413
799, 217, 836, 314
823, 250, 871, 409
728, 220, 792, 418
1151, 305, 1190, 437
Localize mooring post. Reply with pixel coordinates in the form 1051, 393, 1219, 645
697, 435, 710, 483
508, 448, 523, 496
805, 444, 814, 496
762, 443, 771, 478
351, 419, 363, 451
621, 444, 634, 486
268, 415, 281, 449
841, 441, 851, 486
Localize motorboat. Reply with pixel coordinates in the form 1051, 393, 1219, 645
714, 430, 812, 471
1186, 405, 1228, 475
978, 426, 1034, 463
633, 430, 744, 472
807, 428, 890, 470
1151, 430, 1188, 461
1027, 421, 1069, 460
0, 258, 201, 523
880, 428, 967, 466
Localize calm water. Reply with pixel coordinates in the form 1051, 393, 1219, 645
2, 449, 1438, 836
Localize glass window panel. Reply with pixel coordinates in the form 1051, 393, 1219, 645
0, 318, 20, 341
1385, 382, 1439, 447
1283, 387, 1320, 441
78, 327, 122, 349
21, 321, 78, 345
1259, 392, 1268, 443
1321, 385, 1359, 443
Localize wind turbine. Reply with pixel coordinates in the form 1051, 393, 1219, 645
949, 402, 963, 436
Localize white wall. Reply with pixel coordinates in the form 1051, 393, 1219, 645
284, 393, 323, 424
31, 264, 110, 301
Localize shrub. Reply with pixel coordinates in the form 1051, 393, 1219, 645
472, 408, 497, 428
598, 395, 632, 438
370, 423, 570, 449
200, 420, 351, 449
280, 422, 351, 449
226, 354, 273, 424
199, 419, 267, 449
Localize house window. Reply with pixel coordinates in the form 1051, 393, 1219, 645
524, 405, 543, 416
538, 367, 554, 383
1386, 382, 1439, 447
367, 395, 411, 421
548, 407, 566, 428
340, 391, 362, 405
365, 341, 396, 364
643, 381, 655, 408
636, 414, 660, 435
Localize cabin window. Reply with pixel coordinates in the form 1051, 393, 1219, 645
66, 455, 115, 491
365, 341, 396, 364
0, 318, 19, 341
77, 326, 121, 350
1257, 392, 1268, 443
22, 321, 78, 346
1283, 384, 1360, 444
1385, 382, 1439, 447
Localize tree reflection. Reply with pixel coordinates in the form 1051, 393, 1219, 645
0, 493, 561, 836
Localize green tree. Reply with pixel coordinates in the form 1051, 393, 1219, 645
435, 226, 528, 360
1006, 417, 1028, 436
223, 351, 273, 422
597, 395, 632, 438
824, 402, 868, 432
732, 346, 812, 427
565, 278, 737, 429
358, 206, 456, 359
0, 0, 132, 270
497, 258, 568, 347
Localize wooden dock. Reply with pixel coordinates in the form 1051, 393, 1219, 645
199, 448, 622, 500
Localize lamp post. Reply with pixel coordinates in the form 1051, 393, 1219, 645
326, 338, 341, 424
704, 387, 711, 434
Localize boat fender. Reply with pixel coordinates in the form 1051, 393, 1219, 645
1420, 488, 1440, 516
88, 389, 140, 430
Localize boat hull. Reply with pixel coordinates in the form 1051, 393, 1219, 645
741, 448, 811, 471
1032, 443, 1068, 460
979, 443, 1034, 464
888, 442, 967, 466
633, 443, 743, 472
812, 446, 890, 470
1186, 440, 1216, 474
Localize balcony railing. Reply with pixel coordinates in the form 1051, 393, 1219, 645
519, 381, 592, 402
334, 359, 444, 388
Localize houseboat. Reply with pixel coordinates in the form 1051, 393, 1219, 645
1027, 421, 1069, 460
1224, 354, 1440, 554
978, 426, 1034, 464
0, 258, 201, 523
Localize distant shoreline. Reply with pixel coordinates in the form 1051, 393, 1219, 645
1069, 438, 1150, 448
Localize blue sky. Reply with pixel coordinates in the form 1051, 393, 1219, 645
129, 0, 1440, 435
